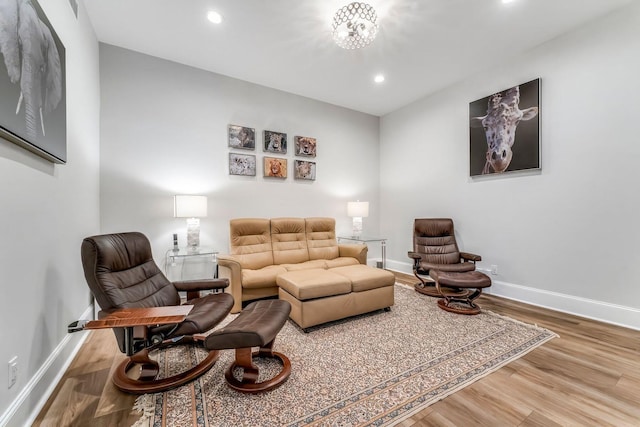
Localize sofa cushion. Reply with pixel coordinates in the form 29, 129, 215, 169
271, 218, 310, 265
241, 265, 288, 289
305, 217, 339, 260
282, 259, 327, 271
277, 269, 351, 300
282, 257, 359, 271
331, 265, 396, 292
229, 218, 274, 270
325, 257, 360, 269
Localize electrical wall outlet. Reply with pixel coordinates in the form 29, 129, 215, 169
490, 265, 498, 275
8, 357, 17, 389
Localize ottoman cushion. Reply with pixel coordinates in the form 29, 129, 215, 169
205, 299, 291, 349
277, 269, 351, 300
331, 265, 396, 292
430, 270, 491, 288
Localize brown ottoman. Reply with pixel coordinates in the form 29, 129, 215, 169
429, 270, 492, 315
205, 299, 291, 393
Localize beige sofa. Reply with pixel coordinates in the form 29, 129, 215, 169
217, 218, 393, 320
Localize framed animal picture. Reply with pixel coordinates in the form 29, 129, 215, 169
228, 124, 255, 150
264, 130, 287, 154
294, 160, 316, 181
469, 78, 540, 176
229, 153, 256, 176
294, 136, 317, 157
264, 156, 287, 179
0, 0, 67, 163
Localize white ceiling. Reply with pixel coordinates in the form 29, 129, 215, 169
82, 0, 632, 116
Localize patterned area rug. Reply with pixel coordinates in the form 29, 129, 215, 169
133, 284, 556, 426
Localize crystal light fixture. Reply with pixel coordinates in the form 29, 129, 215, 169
332, 2, 379, 50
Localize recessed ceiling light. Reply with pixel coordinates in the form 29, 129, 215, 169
374, 74, 385, 83
207, 10, 222, 24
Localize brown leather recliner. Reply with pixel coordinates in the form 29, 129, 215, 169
408, 218, 482, 297
76, 232, 234, 393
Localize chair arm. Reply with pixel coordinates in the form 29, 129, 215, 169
407, 251, 423, 270
173, 278, 229, 292
460, 252, 482, 263
173, 278, 230, 301
339, 244, 368, 265
217, 254, 244, 313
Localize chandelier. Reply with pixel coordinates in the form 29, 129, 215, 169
332, 2, 379, 49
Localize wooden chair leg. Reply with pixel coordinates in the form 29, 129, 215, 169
130, 349, 159, 381
436, 287, 484, 315
413, 268, 439, 296
224, 339, 291, 393
228, 347, 259, 384
415, 272, 466, 297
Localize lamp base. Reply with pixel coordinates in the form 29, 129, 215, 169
186, 218, 200, 248
352, 217, 363, 238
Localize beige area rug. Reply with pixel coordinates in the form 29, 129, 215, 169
133, 284, 556, 426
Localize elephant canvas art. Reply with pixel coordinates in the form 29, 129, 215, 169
0, 0, 66, 163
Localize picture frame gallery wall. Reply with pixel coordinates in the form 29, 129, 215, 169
227, 124, 316, 181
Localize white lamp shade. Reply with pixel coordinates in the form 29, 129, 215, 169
347, 201, 369, 218
174, 195, 208, 218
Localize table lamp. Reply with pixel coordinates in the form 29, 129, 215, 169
174, 195, 208, 248
347, 201, 369, 238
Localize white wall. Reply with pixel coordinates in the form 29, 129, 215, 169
380, 3, 640, 329
0, 0, 101, 425
98, 44, 381, 265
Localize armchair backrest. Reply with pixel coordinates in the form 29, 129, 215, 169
229, 218, 275, 269
81, 232, 180, 311
305, 217, 339, 260
271, 217, 310, 265
413, 218, 461, 265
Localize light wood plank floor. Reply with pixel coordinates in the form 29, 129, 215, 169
33, 272, 640, 426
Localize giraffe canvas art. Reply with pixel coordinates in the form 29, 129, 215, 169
469, 79, 540, 176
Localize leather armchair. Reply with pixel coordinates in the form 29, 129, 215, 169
408, 218, 482, 296
73, 232, 234, 393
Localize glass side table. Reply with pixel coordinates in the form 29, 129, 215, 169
165, 247, 219, 281
337, 236, 386, 269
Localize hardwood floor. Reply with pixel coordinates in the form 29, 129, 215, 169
33, 272, 640, 426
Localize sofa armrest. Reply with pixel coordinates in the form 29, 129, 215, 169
217, 255, 244, 313
338, 244, 368, 265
